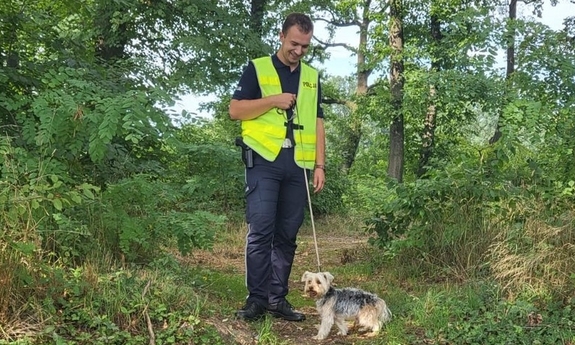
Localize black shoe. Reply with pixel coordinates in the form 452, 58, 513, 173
267, 300, 306, 321
237, 301, 266, 321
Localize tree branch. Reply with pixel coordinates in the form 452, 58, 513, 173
366, 80, 385, 96
142, 280, 156, 345
312, 17, 361, 27
313, 36, 357, 53
322, 97, 346, 105
322, 97, 356, 110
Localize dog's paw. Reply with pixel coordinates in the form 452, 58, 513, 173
337, 330, 347, 336
313, 334, 327, 340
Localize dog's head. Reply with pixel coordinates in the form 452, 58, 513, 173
301, 271, 334, 299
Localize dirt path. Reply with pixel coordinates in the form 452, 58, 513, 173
187, 226, 375, 344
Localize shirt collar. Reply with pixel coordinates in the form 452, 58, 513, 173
272, 54, 300, 73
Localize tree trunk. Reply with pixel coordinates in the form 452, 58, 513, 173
245, 0, 270, 58
417, 11, 442, 177
341, 1, 372, 173
489, 0, 516, 144
1, 7, 21, 135
417, 85, 437, 177
506, 0, 517, 77
388, 0, 404, 182
250, 0, 266, 37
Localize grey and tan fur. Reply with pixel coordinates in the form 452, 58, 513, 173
301, 271, 392, 340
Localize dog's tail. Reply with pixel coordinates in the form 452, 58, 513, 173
376, 299, 393, 324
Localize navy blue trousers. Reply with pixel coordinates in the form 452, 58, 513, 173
244, 148, 308, 306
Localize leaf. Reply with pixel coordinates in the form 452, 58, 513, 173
12, 241, 36, 256
70, 192, 82, 204
82, 188, 95, 200
52, 198, 63, 211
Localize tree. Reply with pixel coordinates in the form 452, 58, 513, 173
288, 0, 391, 174
416, 0, 443, 177
387, 0, 405, 181
489, 0, 565, 144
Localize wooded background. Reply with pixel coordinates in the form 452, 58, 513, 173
1, 0, 574, 342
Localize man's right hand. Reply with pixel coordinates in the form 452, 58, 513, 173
229, 93, 296, 120
274, 93, 297, 110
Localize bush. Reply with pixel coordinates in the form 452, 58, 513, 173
365, 153, 575, 298
366, 170, 499, 279
99, 175, 226, 263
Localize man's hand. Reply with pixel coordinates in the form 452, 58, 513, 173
229, 93, 295, 120
313, 168, 325, 193
274, 93, 297, 110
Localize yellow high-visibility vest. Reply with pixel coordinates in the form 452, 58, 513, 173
242, 56, 318, 169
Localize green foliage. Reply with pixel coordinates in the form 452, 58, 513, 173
31, 267, 226, 345
100, 175, 226, 262
0, 137, 100, 327
165, 120, 246, 217
255, 317, 291, 345
2, 0, 575, 342
399, 282, 575, 345
0, 134, 228, 338
365, 141, 509, 254
310, 166, 348, 216
437, 298, 575, 344
168, 210, 225, 256
366, 133, 575, 297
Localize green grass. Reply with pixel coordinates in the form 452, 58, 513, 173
3, 215, 575, 345
255, 316, 291, 345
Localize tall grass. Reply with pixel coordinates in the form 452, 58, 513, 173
488, 199, 575, 299
414, 198, 496, 281
386, 193, 575, 300
0, 139, 49, 336
358, 157, 575, 301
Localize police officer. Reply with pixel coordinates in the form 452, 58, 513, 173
229, 12, 326, 321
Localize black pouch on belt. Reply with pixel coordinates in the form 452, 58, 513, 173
235, 137, 253, 168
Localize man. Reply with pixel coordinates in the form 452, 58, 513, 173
229, 12, 326, 322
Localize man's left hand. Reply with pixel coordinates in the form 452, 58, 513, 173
313, 168, 325, 193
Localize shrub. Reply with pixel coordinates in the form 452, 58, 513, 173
99, 175, 226, 263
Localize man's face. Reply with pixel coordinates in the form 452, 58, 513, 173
279, 25, 312, 67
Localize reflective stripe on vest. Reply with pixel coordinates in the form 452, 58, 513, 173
242, 56, 318, 169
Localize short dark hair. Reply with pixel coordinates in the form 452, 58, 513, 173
282, 13, 313, 35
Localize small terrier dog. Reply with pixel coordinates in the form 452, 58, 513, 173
301, 271, 392, 340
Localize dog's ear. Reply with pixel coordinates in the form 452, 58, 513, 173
301, 271, 312, 282
323, 272, 334, 284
